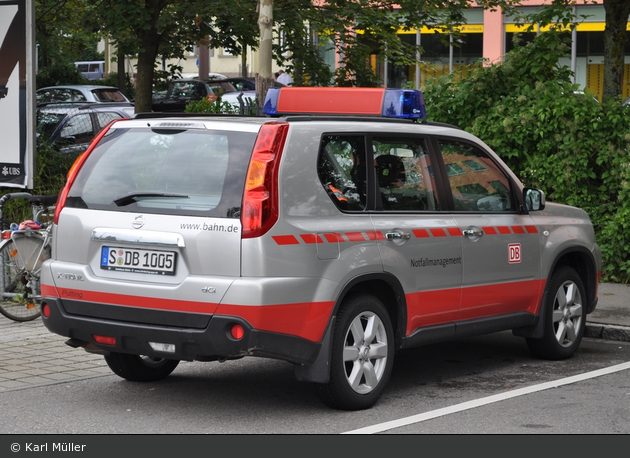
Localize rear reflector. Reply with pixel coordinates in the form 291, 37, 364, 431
92, 335, 116, 346
230, 324, 245, 340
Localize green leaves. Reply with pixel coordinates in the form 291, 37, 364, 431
424, 25, 630, 283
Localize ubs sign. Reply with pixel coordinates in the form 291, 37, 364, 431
0, 0, 34, 188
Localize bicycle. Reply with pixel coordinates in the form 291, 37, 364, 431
0, 192, 58, 322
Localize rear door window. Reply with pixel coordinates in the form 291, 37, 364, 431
96, 112, 124, 130
372, 136, 441, 211
317, 135, 367, 211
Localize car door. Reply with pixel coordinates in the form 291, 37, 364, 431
433, 138, 543, 321
368, 135, 463, 338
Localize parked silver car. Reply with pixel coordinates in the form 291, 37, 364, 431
41, 87, 601, 411
37, 85, 131, 105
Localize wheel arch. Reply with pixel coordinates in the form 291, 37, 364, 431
546, 246, 599, 314
293, 272, 406, 384
514, 245, 598, 340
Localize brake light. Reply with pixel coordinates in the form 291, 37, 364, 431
54, 119, 125, 225
241, 122, 289, 238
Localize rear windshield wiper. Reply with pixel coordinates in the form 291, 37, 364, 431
114, 192, 190, 207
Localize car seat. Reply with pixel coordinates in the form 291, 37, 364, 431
375, 154, 406, 188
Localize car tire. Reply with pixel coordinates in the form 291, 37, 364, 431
315, 293, 394, 411
526, 266, 586, 360
104, 353, 180, 382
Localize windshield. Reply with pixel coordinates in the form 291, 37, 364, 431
65, 127, 258, 218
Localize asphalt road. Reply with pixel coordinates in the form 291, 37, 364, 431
1, 330, 629, 435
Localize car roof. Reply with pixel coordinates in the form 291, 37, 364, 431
37, 85, 123, 91
37, 102, 133, 113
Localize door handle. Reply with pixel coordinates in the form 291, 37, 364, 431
462, 228, 484, 238
386, 232, 410, 240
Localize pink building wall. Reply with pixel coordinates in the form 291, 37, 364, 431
481, 0, 605, 65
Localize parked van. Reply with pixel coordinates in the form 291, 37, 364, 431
75, 61, 105, 81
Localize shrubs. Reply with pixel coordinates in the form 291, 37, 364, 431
185, 97, 238, 114
423, 31, 630, 282
0, 145, 79, 225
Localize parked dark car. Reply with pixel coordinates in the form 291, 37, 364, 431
221, 77, 285, 92
36, 102, 133, 154
151, 79, 256, 113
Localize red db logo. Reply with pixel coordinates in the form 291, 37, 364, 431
509, 243, 521, 263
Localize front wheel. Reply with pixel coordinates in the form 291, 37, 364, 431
315, 294, 395, 410
526, 266, 586, 360
104, 353, 180, 382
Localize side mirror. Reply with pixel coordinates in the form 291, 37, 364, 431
523, 188, 545, 212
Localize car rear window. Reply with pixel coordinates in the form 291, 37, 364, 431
65, 127, 258, 218
91, 89, 127, 102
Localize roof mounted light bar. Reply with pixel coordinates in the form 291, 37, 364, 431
262, 87, 426, 120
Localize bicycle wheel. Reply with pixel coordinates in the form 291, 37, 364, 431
0, 238, 46, 322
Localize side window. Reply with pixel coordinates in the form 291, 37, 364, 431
317, 135, 367, 211
51, 89, 73, 103
372, 137, 440, 211
438, 140, 514, 212
60, 113, 94, 144
70, 89, 87, 102
96, 112, 123, 130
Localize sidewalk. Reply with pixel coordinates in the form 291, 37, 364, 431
0, 318, 110, 391
0, 283, 628, 392
584, 282, 630, 341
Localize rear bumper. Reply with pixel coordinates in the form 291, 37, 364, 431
41, 297, 321, 365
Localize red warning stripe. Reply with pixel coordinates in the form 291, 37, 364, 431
272, 226, 539, 245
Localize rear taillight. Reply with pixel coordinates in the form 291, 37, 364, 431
53, 119, 126, 225
241, 122, 289, 238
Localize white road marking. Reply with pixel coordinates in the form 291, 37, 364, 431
343, 361, 630, 434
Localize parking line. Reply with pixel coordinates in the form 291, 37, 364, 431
342, 361, 630, 434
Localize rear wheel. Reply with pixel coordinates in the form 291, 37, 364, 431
526, 266, 586, 360
104, 353, 180, 382
315, 294, 394, 410
0, 240, 42, 322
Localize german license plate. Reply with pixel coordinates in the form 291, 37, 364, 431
100, 246, 176, 275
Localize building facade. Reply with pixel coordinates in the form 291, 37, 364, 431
385, 0, 630, 100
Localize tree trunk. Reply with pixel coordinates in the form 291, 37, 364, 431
257, 0, 275, 108
117, 48, 127, 97
602, 0, 630, 102
135, 31, 160, 113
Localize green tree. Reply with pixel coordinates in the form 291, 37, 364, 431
210, 0, 260, 78
36, 0, 102, 69
423, 14, 630, 281
268, 1, 522, 88
86, 1, 222, 112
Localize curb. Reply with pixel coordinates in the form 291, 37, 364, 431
585, 323, 630, 342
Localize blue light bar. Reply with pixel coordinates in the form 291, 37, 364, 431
262, 87, 426, 120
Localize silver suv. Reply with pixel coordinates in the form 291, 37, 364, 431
41, 87, 601, 410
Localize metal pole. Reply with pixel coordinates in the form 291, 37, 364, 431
571, 5, 577, 84
416, 30, 421, 89
449, 34, 454, 74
